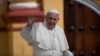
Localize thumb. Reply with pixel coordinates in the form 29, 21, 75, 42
28, 16, 35, 24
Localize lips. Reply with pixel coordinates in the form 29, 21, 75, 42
47, 22, 55, 29
49, 22, 55, 25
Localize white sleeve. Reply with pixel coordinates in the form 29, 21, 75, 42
20, 25, 34, 44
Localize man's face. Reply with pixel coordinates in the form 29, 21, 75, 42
45, 13, 59, 30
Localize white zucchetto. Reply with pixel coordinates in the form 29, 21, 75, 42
47, 8, 59, 14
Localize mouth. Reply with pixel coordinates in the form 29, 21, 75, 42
47, 24, 55, 30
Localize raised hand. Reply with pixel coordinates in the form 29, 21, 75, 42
27, 16, 36, 27
29, 16, 35, 24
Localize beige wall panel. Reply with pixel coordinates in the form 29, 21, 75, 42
12, 31, 33, 56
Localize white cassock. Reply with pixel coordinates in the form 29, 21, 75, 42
21, 22, 73, 56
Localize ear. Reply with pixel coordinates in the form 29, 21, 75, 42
58, 18, 60, 20
45, 15, 48, 21
45, 15, 47, 18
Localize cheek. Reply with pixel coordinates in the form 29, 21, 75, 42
46, 20, 51, 25
48, 19, 52, 23
48, 20, 51, 23
54, 20, 58, 23
47, 19, 58, 24
46, 19, 50, 22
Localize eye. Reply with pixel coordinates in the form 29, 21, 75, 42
49, 17, 52, 20
53, 18, 56, 20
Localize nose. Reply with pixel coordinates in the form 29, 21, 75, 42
51, 19, 54, 22
51, 19, 55, 23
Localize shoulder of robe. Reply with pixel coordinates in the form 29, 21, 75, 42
32, 22, 42, 28
56, 25, 64, 32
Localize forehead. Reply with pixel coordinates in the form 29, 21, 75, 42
47, 13, 59, 17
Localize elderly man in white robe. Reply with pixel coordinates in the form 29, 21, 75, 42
21, 8, 74, 56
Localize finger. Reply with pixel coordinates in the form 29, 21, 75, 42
33, 17, 37, 21
28, 16, 33, 24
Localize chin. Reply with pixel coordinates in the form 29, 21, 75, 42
47, 25, 55, 30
